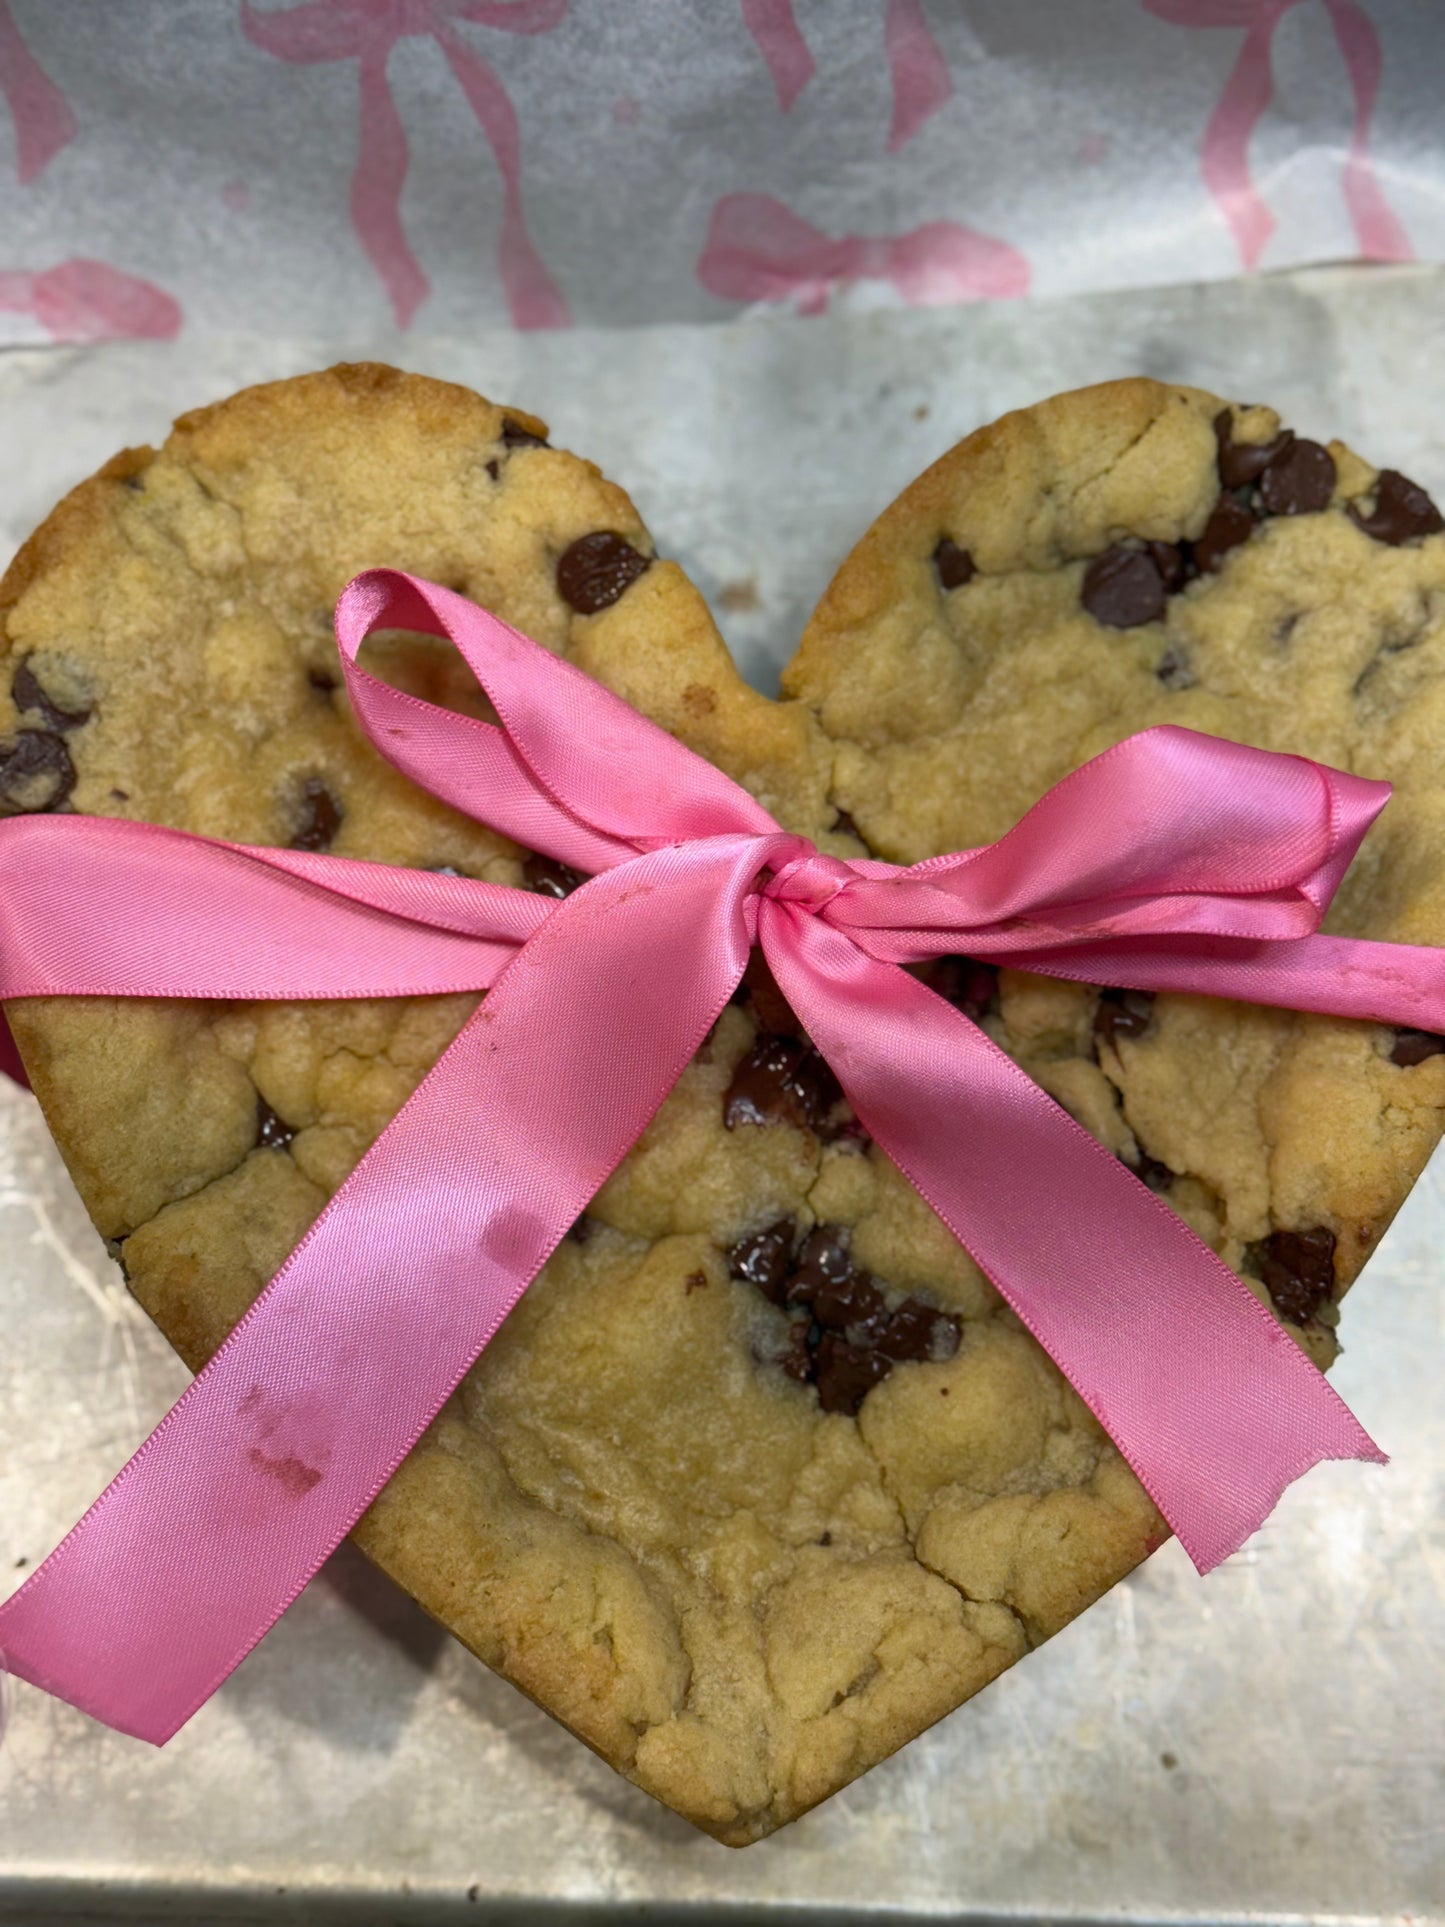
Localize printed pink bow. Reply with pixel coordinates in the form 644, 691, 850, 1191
14, 566, 1445, 1746
241, 0, 570, 329
0, 0, 74, 184
698, 192, 1029, 315
1145, 0, 1411, 267
742, 0, 952, 152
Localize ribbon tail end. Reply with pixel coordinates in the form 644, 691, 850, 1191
1177, 1417, 1389, 1578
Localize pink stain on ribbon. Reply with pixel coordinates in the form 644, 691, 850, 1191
0, 0, 75, 184
240, 0, 571, 330
0, 259, 182, 340
1144, 0, 1411, 268
698, 191, 1029, 315
5, 568, 1441, 1741
740, 0, 950, 149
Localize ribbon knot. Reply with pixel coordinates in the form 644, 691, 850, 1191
757, 843, 854, 915
7, 566, 1443, 1748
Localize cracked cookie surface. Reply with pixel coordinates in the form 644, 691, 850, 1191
5, 371, 1440, 1843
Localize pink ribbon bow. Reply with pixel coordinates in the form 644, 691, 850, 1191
1144, 0, 1411, 268
13, 566, 1445, 1745
697, 192, 1030, 315
240, 0, 570, 330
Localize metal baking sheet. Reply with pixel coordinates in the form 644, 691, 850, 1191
2, 265, 1443, 1924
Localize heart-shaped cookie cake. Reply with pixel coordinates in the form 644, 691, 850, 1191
4, 368, 1443, 1843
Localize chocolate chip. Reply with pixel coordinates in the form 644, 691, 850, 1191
814, 1332, 892, 1416
1213, 410, 1294, 491
727, 1218, 797, 1305
919, 955, 998, 1022
1258, 439, 1336, 517
1095, 987, 1155, 1048
723, 1036, 846, 1136
740, 949, 799, 1036
256, 1099, 296, 1151
1247, 1226, 1336, 1326
877, 1298, 961, 1364
523, 854, 585, 898
933, 537, 975, 590
1145, 541, 1188, 595
12, 660, 91, 731
1390, 1027, 1445, 1068
307, 666, 338, 693
779, 1314, 816, 1382
1348, 469, 1444, 546
501, 418, 548, 449
1156, 643, 1196, 690
0, 730, 75, 815
1192, 495, 1255, 574
485, 458, 501, 480
1081, 546, 1167, 628
809, 1267, 887, 1337
685, 1270, 708, 1295
556, 532, 651, 614
289, 777, 342, 852
787, 1227, 856, 1306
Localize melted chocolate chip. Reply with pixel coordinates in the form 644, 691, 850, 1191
1348, 469, 1445, 547
256, 1099, 296, 1151
809, 1267, 887, 1337
1081, 546, 1167, 628
0, 730, 75, 815
1259, 439, 1336, 517
933, 537, 976, 590
1390, 1026, 1445, 1068
920, 955, 998, 1022
12, 661, 91, 731
306, 666, 338, 692
501, 418, 548, 449
523, 854, 585, 898
1094, 987, 1155, 1048
1247, 1226, 1336, 1325
1192, 495, 1255, 574
723, 1035, 845, 1136
1156, 643, 1196, 690
877, 1298, 961, 1364
1213, 410, 1294, 491
788, 1228, 857, 1306
814, 1333, 892, 1416
556, 532, 651, 614
289, 777, 343, 851
727, 1218, 797, 1305
740, 949, 799, 1036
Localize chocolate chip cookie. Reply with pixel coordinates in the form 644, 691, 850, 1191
5, 369, 1440, 1844
787, 378, 1445, 1366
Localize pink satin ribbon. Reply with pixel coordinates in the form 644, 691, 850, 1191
9, 567, 1443, 1745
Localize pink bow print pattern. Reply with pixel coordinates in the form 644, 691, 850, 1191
0, 259, 181, 341
741, 0, 951, 151
241, 0, 571, 330
0, 0, 74, 183
1145, 0, 1411, 268
698, 192, 1030, 316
